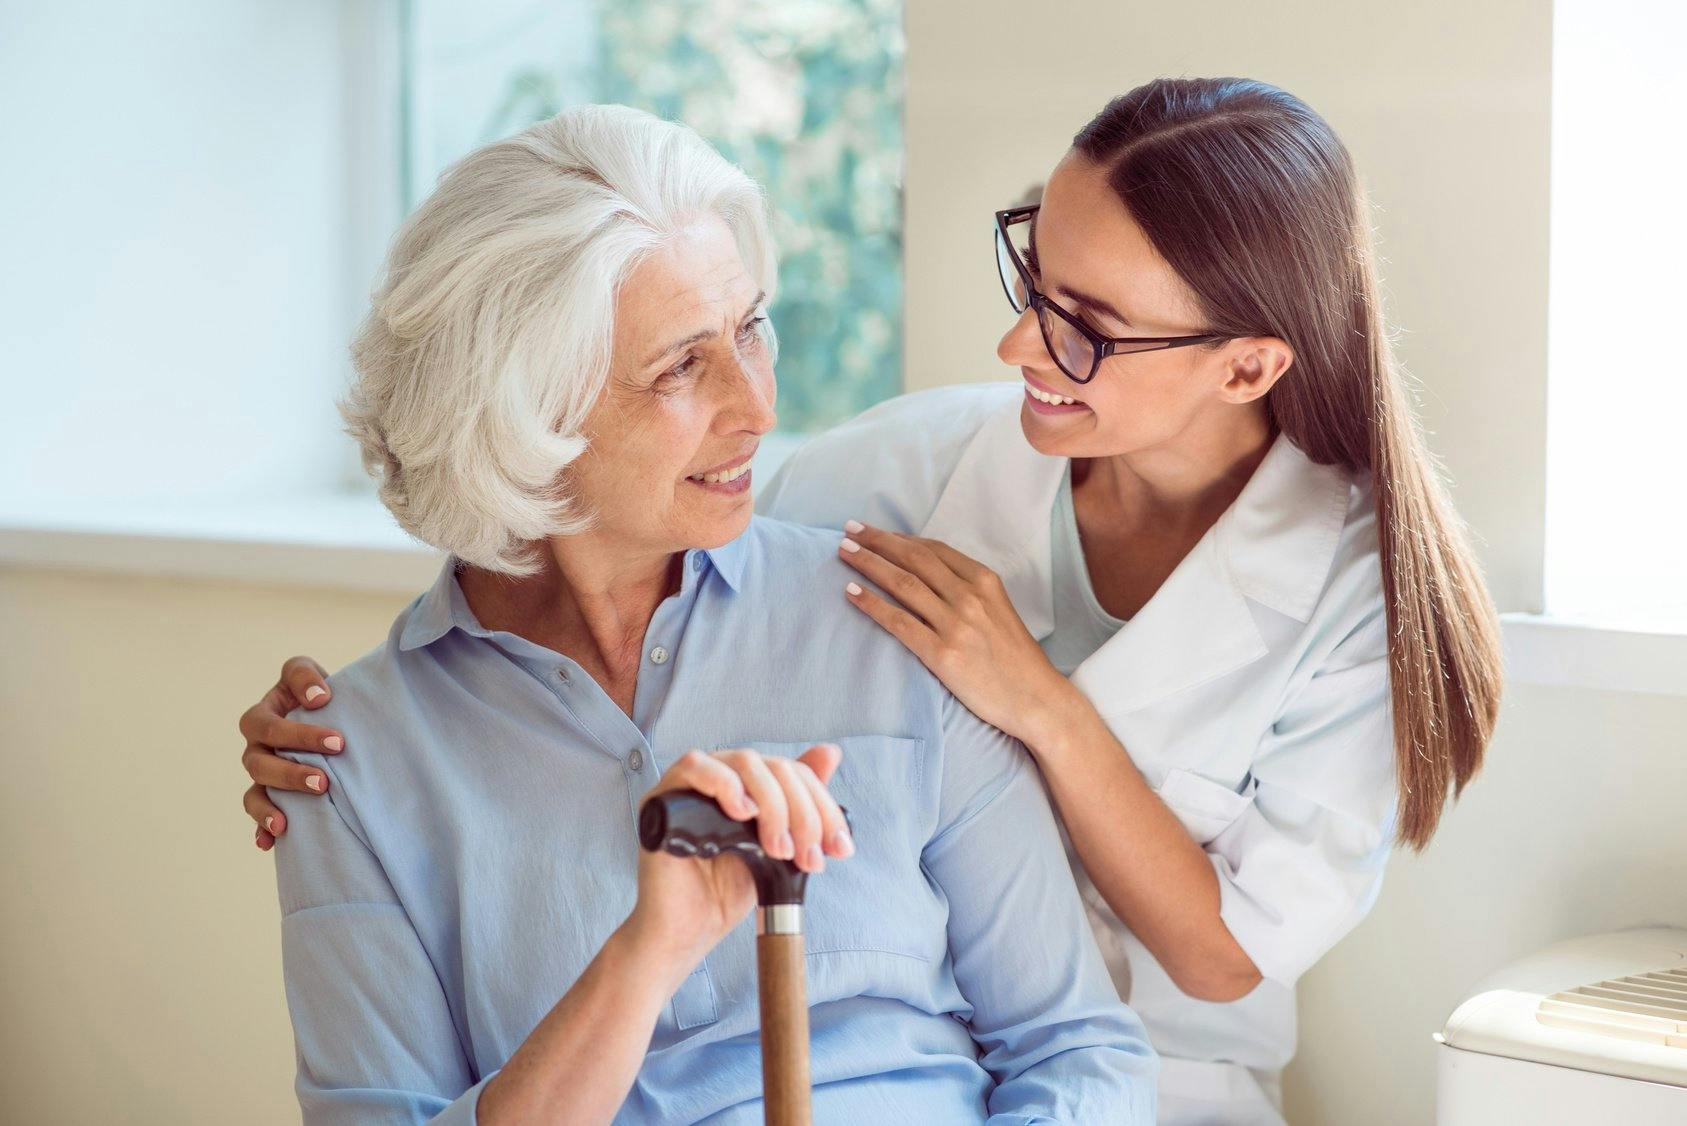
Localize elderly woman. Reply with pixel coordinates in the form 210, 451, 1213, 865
268, 105, 1153, 1124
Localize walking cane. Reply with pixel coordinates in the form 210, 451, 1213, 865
639, 788, 845, 1126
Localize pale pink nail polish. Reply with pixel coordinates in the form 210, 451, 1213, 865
304, 685, 327, 703
840, 538, 861, 553
305, 775, 324, 792
323, 735, 343, 752
264, 816, 275, 833
844, 520, 864, 534
846, 582, 863, 597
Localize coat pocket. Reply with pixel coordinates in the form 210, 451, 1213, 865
1155, 767, 1254, 845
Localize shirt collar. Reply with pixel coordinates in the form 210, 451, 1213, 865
398, 534, 751, 653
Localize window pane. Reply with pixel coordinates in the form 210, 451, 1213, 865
404, 0, 905, 434
1546, 0, 1687, 629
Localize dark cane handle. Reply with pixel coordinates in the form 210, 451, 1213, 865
638, 788, 849, 907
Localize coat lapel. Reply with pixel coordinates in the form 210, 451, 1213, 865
1071, 434, 1354, 718
916, 391, 1357, 719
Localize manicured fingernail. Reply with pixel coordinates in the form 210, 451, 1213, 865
305, 774, 324, 792
264, 816, 276, 833
305, 685, 327, 702
776, 831, 795, 859
322, 735, 343, 752
844, 520, 864, 534
802, 844, 825, 872
846, 582, 863, 597
829, 827, 854, 858
840, 538, 860, 553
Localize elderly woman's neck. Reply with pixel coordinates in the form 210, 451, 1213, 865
460, 540, 684, 706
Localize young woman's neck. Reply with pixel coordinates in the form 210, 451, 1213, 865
1076, 405, 1275, 533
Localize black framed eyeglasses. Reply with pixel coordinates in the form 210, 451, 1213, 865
994, 205, 1231, 384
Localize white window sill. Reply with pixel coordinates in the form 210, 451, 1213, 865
0, 490, 443, 595
0, 433, 813, 597
1501, 613, 1687, 698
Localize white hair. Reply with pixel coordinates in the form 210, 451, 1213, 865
343, 104, 778, 575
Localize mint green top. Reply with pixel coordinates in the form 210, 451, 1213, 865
1038, 464, 1130, 676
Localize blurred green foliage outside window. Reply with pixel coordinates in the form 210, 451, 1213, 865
404, 0, 905, 433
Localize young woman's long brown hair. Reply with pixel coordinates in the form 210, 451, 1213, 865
1074, 77, 1503, 849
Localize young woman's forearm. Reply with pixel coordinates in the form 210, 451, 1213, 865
1023, 692, 1263, 1003
477, 919, 693, 1124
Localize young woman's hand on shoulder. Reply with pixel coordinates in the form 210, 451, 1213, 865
837, 520, 1083, 752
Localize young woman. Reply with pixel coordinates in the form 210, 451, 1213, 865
239, 78, 1502, 1123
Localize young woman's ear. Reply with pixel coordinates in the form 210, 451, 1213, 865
1219, 337, 1295, 404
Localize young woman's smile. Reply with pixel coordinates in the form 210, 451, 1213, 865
1021, 370, 1092, 414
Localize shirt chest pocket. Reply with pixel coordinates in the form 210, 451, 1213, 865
722, 735, 941, 964
1154, 767, 1255, 845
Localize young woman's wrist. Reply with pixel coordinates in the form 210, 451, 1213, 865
1017, 677, 1107, 765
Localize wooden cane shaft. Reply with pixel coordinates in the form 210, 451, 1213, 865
756, 932, 812, 1126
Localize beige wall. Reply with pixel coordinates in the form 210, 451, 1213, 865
0, 569, 409, 1124
904, 0, 1553, 612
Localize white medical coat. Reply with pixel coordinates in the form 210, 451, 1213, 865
759, 383, 1398, 1125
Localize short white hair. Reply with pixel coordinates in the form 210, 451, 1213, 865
343, 104, 778, 575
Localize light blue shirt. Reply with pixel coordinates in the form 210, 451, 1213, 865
273, 516, 1156, 1125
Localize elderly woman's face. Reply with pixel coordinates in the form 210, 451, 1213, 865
570, 214, 777, 555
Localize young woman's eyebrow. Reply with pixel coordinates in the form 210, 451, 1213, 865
1055, 283, 1134, 328
643, 290, 767, 366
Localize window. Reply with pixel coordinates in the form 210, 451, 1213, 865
402, 0, 906, 435
1545, 0, 1687, 630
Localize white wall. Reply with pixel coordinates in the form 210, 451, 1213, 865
1286, 684, 1687, 1124
0, 0, 362, 508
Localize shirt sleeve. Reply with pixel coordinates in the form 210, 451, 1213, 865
272, 760, 491, 1125
925, 697, 1158, 1125
1209, 605, 1398, 987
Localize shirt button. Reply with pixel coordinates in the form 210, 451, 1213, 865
692, 554, 706, 573
628, 748, 644, 772
649, 645, 670, 665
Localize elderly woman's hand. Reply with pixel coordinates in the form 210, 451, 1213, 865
628, 745, 852, 967
239, 656, 344, 850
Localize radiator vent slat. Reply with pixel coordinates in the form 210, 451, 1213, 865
1537, 966, 1687, 1049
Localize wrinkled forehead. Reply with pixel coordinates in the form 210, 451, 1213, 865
614, 215, 762, 354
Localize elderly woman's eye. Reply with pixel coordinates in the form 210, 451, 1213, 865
738, 315, 768, 345
661, 355, 699, 383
